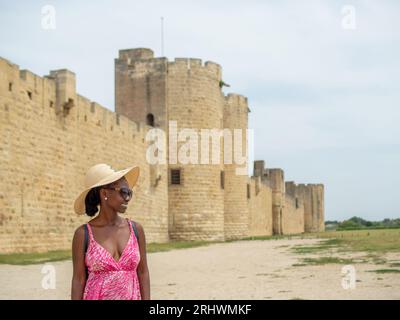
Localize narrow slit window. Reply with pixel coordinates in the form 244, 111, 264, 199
220, 171, 225, 189
171, 169, 181, 185
247, 184, 251, 199
146, 113, 155, 127
27, 91, 32, 100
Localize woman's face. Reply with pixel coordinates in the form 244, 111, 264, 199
101, 178, 133, 214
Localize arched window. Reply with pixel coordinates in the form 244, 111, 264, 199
146, 113, 155, 127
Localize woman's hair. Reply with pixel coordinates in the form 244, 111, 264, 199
85, 187, 101, 217
84, 178, 127, 216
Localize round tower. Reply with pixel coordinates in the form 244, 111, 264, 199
167, 58, 225, 241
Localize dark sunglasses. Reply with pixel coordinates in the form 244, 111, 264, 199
104, 187, 133, 199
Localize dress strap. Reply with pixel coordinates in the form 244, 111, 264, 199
86, 222, 95, 241
127, 218, 139, 242
126, 217, 133, 236
84, 224, 89, 254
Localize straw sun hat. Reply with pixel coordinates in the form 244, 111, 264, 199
74, 163, 140, 215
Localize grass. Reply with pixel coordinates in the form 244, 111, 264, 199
250, 229, 400, 255
365, 254, 387, 265
146, 240, 218, 253
367, 269, 400, 274
292, 229, 400, 266
336, 226, 400, 231
307, 229, 400, 253
0, 240, 218, 265
240, 234, 299, 241
1, 228, 399, 265
291, 238, 342, 254
0, 250, 72, 265
300, 257, 357, 265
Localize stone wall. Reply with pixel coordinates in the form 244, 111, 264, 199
0, 57, 169, 253
282, 194, 305, 235
248, 177, 273, 237
0, 48, 325, 253
283, 181, 305, 234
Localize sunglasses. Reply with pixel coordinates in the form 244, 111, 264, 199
104, 187, 133, 200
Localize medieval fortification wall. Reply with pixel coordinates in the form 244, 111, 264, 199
0, 48, 324, 253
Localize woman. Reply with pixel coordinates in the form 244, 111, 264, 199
71, 163, 150, 300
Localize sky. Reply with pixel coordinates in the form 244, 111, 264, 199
0, 0, 399, 221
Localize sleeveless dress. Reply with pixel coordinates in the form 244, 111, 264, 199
83, 218, 141, 300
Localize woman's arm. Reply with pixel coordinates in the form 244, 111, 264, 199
71, 225, 87, 300
135, 221, 151, 300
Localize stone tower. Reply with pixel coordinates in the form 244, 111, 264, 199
223, 94, 250, 240
166, 57, 225, 241
115, 48, 226, 241
297, 184, 325, 232
266, 168, 285, 235
115, 48, 168, 129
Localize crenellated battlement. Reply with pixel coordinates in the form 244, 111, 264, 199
297, 183, 324, 189
0, 56, 145, 138
19, 69, 42, 84
118, 48, 155, 61
225, 93, 248, 105
1, 57, 56, 106
168, 57, 222, 80
285, 181, 297, 197
75, 94, 146, 137
0, 56, 18, 70
116, 48, 222, 80
224, 93, 249, 114
265, 168, 285, 191
172, 57, 202, 67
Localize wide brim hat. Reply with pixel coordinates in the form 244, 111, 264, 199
74, 163, 140, 215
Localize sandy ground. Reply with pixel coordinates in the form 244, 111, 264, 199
1, 238, 399, 300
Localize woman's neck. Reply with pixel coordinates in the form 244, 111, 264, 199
97, 209, 122, 226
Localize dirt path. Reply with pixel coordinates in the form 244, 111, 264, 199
1, 238, 399, 299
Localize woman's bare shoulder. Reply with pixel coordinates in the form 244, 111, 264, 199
73, 224, 87, 240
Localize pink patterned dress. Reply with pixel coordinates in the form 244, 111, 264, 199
83, 218, 141, 300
